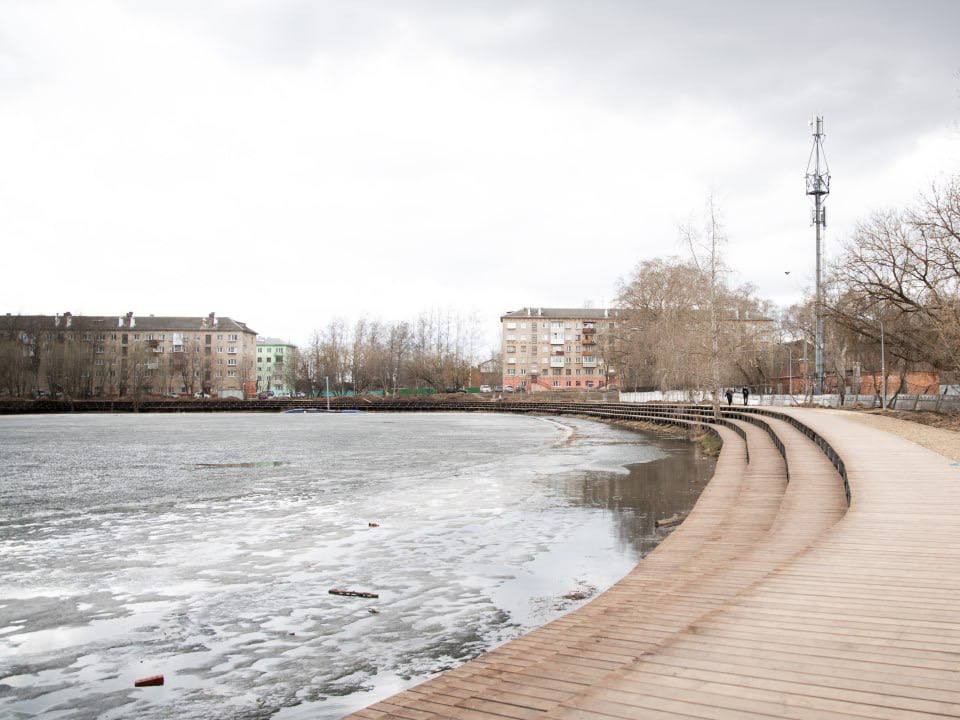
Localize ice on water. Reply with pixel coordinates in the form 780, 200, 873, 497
0, 412, 712, 719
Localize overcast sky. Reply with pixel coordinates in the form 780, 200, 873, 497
1, 0, 958, 350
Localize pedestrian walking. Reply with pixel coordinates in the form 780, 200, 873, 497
742, 386, 750, 405
725, 389, 734, 406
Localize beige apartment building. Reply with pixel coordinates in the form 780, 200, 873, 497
0, 311, 257, 398
500, 307, 619, 391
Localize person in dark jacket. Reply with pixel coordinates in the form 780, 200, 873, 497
725, 389, 734, 406
742, 387, 750, 405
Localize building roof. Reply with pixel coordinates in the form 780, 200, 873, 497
257, 337, 297, 347
0, 313, 256, 335
501, 307, 619, 320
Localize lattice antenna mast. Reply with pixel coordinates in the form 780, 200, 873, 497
805, 115, 830, 395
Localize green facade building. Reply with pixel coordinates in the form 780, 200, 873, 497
256, 337, 297, 396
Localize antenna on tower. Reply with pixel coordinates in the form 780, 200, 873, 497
805, 115, 830, 395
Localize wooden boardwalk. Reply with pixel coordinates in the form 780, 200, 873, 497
348, 406, 960, 720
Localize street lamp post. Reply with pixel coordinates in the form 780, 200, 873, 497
879, 317, 887, 411
788, 351, 793, 398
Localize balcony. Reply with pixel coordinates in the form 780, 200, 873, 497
582, 336, 596, 346
582, 357, 598, 368
549, 357, 565, 368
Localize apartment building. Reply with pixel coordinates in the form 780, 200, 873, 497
500, 307, 619, 391
0, 311, 257, 398
256, 338, 297, 395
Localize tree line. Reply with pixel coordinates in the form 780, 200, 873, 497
610, 196, 782, 404
291, 310, 486, 395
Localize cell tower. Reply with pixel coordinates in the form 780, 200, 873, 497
805, 115, 830, 395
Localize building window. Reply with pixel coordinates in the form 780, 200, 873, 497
227, 358, 237, 366
227, 369, 237, 377
228, 334, 238, 341
257, 357, 262, 363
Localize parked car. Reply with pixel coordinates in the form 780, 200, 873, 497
479, 385, 492, 393
503, 386, 515, 393
193, 392, 211, 399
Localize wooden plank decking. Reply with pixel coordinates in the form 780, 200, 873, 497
348, 406, 960, 720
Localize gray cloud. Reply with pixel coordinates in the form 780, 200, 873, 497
0, 1, 957, 346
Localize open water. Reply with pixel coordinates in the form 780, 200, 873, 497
0, 412, 714, 719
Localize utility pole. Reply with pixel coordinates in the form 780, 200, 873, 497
805, 116, 831, 396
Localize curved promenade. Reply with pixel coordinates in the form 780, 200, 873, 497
348, 404, 960, 720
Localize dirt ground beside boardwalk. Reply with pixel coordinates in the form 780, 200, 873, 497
838, 407, 960, 462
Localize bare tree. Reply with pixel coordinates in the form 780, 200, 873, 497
827, 175, 960, 377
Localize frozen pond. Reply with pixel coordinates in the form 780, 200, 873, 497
0, 411, 714, 719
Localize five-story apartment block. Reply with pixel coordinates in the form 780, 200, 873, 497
256, 338, 298, 396
500, 307, 618, 392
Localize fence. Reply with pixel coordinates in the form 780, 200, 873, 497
619, 390, 960, 413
